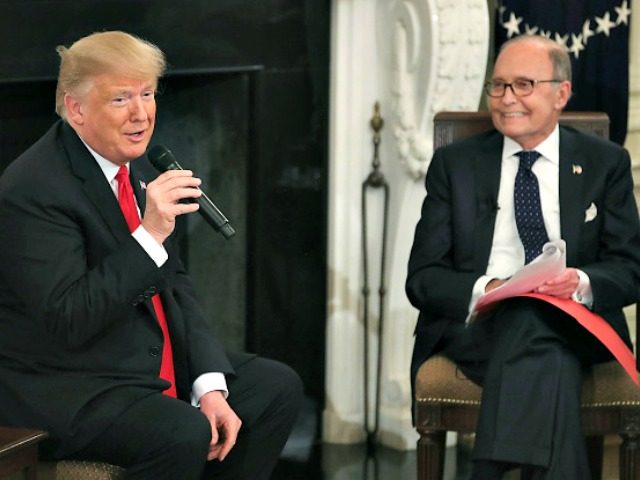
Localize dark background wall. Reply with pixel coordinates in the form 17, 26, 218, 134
0, 0, 330, 407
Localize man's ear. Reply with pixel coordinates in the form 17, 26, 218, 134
64, 94, 84, 125
555, 80, 572, 110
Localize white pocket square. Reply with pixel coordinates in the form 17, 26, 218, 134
584, 202, 597, 223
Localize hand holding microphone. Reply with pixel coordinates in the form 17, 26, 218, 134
147, 145, 236, 240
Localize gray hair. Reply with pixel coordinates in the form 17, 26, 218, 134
499, 34, 572, 83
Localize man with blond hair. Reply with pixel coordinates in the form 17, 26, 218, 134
0, 31, 301, 480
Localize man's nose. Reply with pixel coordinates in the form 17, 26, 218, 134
501, 85, 518, 103
129, 97, 148, 120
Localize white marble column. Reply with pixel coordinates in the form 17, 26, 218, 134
625, 0, 639, 343
325, 0, 490, 450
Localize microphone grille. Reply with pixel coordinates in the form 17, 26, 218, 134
147, 145, 175, 171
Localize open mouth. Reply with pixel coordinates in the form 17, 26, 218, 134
126, 130, 146, 141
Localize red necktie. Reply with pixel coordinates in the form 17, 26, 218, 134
115, 166, 177, 398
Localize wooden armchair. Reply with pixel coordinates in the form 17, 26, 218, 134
414, 111, 640, 480
0, 425, 124, 480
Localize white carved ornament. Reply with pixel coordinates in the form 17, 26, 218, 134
377, 0, 489, 179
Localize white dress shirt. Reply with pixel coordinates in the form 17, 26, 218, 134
469, 125, 593, 310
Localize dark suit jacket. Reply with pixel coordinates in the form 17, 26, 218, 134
0, 121, 244, 457
406, 125, 640, 384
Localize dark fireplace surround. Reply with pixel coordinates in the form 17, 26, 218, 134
0, 2, 329, 404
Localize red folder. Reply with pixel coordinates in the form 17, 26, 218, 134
519, 293, 638, 385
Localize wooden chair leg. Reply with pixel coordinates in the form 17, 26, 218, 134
585, 435, 603, 480
619, 432, 640, 480
417, 430, 446, 480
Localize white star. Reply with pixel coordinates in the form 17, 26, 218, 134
581, 19, 595, 44
524, 23, 539, 35
615, 0, 631, 25
540, 30, 552, 39
503, 11, 523, 38
554, 32, 569, 50
595, 12, 616, 36
569, 33, 585, 59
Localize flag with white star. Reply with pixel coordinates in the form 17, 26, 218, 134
495, 0, 631, 145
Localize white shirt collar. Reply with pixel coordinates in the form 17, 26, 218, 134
502, 124, 560, 164
79, 137, 129, 184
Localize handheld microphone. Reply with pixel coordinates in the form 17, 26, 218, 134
147, 145, 236, 240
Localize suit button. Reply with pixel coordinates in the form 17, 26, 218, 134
149, 346, 161, 357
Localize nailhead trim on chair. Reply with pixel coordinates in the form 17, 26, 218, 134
416, 398, 481, 406
417, 398, 640, 408
581, 400, 640, 407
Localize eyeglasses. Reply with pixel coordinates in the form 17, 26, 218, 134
484, 78, 562, 97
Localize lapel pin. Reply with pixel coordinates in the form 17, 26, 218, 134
572, 164, 582, 175
139, 180, 147, 190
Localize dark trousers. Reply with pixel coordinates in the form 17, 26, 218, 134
70, 357, 302, 480
442, 297, 611, 479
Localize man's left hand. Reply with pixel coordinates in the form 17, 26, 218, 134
535, 267, 580, 299
198, 391, 242, 461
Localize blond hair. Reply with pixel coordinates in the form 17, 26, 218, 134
55, 31, 166, 120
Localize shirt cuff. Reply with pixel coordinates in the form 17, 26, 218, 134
131, 225, 168, 267
469, 275, 493, 313
571, 269, 593, 308
190, 372, 229, 407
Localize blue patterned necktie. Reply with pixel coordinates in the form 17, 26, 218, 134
514, 150, 549, 264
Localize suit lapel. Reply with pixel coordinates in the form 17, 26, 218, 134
60, 123, 131, 244
472, 132, 503, 272
558, 127, 585, 266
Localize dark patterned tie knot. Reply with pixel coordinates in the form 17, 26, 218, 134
514, 150, 548, 264
518, 150, 541, 171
